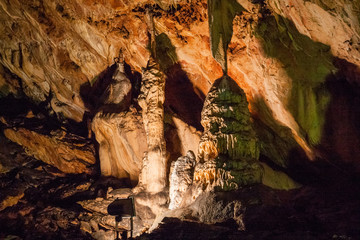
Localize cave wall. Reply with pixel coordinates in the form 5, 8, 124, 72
1, 0, 360, 175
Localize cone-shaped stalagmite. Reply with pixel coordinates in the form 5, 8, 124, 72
195, 75, 262, 190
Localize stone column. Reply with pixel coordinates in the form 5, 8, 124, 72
137, 57, 167, 193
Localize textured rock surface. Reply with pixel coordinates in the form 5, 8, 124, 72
0, 142, 132, 239
0, 136, 359, 239
137, 57, 167, 193
169, 150, 196, 210
195, 75, 261, 190
1, 0, 358, 173
92, 108, 146, 182
1, 0, 360, 172
90, 58, 140, 182
99, 60, 132, 111
3, 128, 95, 174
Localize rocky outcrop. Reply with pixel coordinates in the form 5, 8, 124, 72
90, 57, 141, 182
92, 107, 146, 182
98, 59, 132, 112
3, 128, 95, 174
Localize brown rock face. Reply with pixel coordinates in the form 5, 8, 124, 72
92, 108, 146, 182
3, 128, 95, 174
1, 0, 360, 175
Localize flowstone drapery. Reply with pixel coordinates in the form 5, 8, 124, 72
91, 58, 146, 183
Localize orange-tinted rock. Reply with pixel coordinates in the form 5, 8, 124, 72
1, 0, 360, 171
3, 128, 95, 174
137, 57, 167, 193
92, 108, 146, 182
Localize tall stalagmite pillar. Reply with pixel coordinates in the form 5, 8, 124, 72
137, 57, 167, 193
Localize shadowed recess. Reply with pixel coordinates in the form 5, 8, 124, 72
255, 14, 360, 174
255, 14, 335, 146
155, 33, 204, 130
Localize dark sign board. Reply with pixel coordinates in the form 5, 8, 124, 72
107, 197, 135, 218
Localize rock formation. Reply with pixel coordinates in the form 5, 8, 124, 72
195, 75, 261, 190
169, 150, 196, 210
3, 128, 95, 174
0, 0, 360, 238
98, 56, 132, 112
137, 57, 167, 193
91, 55, 141, 182
1, 0, 360, 172
92, 108, 146, 182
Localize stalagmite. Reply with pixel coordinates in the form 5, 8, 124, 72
194, 75, 262, 190
136, 10, 167, 193
92, 53, 139, 180
169, 150, 196, 209
137, 57, 167, 193
99, 50, 132, 111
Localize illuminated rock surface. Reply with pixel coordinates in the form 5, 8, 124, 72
0, 0, 359, 170
92, 108, 146, 182
169, 150, 196, 209
195, 75, 262, 190
137, 57, 167, 193
0, 0, 360, 239
3, 128, 95, 174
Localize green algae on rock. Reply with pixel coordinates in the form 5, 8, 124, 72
195, 75, 261, 190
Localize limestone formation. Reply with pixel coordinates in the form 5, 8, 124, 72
91, 56, 140, 182
165, 115, 202, 158
169, 150, 196, 210
137, 57, 167, 193
1, 0, 360, 171
92, 107, 146, 182
3, 128, 95, 174
99, 57, 132, 112
194, 75, 261, 190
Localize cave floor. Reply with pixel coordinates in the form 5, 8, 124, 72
1, 133, 360, 240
